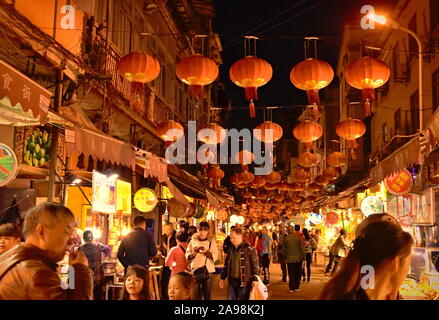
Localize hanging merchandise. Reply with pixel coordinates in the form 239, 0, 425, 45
0, 143, 18, 187
360, 196, 384, 217
384, 169, 413, 196
336, 118, 366, 159
290, 38, 334, 119
207, 165, 225, 188
345, 56, 390, 116
230, 37, 273, 118
217, 208, 229, 221
176, 54, 218, 100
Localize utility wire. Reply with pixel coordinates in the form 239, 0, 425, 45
224, 0, 308, 48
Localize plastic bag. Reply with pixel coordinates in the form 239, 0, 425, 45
249, 275, 268, 300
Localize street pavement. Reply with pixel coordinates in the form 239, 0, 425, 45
211, 262, 329, 300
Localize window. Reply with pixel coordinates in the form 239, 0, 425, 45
408, 14, 417, 63
383, 123, 389, 143
433, 68, 439, 112
410, 90, 420, 133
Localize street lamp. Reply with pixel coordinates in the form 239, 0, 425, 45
368, 13, 424, 132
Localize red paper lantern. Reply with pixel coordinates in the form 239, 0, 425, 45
290, 58, 334, 119
254, 121, 283, 143
230, 56, 273, 118
309, 183, 322, 193
323, 167, 340, 181
298, 151, 318, 167
326, 211, 339, 224
315, 175, 328, 186
336, 118, 366, 159
327, 151, 348, 167
252, 176, 266, 189
156, 120, 184, 141
293, 121, 323, 150
197, 123, 226, 144
265, 171, 281, 184
176, 54, 218, 99
118, 52, 161, 83
346, 56, 390, 116
295, 168, 310, 183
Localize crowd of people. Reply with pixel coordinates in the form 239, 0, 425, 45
0, 202, 417, 300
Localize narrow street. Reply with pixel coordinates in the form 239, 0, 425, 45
212, 263, 329, 300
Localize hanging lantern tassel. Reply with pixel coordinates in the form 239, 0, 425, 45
362, 88, 375, 116
245, 87, 258, 119
131, 82, 145, 114
348, 139, 359, 160
189, 85, 204, 100
306, 89, 321, 105
249, 100, 256, 118
303, 142, 315, 151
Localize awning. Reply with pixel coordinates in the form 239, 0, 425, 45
143, 154, 167, 183
0, 59, 51, 126
370, 137, 421, 186
65, 127, 136, 168
206, 189, 234, 209
425, 108, 439, 155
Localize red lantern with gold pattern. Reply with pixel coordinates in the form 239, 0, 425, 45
254, 121, 283, 143
265, 171, 281, 184
230, 56, 273, 118
345, 56, 390, 116
290, 58, 334, 119
327, 151, 348, 167
238, 170, 255, 184
336, 118, 366, 159
176, 54, 218, 99
156, 120, 184, 141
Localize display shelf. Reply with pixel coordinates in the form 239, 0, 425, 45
18, 164, 49, 177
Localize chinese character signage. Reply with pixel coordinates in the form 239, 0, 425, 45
116, 180, 132, 214
133, 188, 158, 213
384, 169, 412, 196
0, 143, 18, 187
361, 196, 384, 217
0, 59, 52, 125
92, 170, 116, 213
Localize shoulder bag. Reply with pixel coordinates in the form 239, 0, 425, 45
193, 240, 211, 283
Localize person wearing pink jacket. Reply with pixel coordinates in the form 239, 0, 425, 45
165, 231, 190, 277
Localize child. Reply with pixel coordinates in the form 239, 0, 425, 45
168, 272, 196, 300
0, 223, 21, 255
121, 265, 150, 300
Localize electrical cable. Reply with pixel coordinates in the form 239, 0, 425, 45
0, 196, 34, 216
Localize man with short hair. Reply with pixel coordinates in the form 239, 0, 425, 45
0, 223, 21, 255
222, 226, 236, 256
159, 222, 176, 300
117, 215, 157, 271
0, 202, 93, 300
283, 226, 305, 293
294, 225, 305, 242
220, 228, 259, 300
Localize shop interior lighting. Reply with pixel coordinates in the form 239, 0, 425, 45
72, 178, 82, 185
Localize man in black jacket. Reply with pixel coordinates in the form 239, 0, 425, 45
219, 228, 259, 300
158, 222, 176, 300
117, 216, 157, 272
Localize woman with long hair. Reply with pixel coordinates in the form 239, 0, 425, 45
319, 220, 413, 300
121, 265, 150, 300
301, 228, 316, 282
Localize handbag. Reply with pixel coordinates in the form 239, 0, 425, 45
193, 240, 211, 283
249, 276, 268, 300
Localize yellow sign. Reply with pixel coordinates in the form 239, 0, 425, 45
134, 188, 158, 212
116, 180, 132, 214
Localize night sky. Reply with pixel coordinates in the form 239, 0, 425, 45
213, 0, 398, 129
